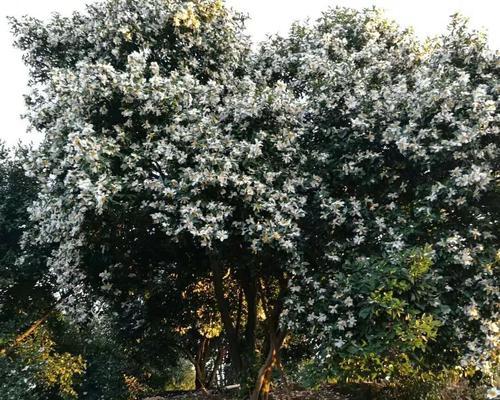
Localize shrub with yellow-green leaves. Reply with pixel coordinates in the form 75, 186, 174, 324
0, 327, 85, 400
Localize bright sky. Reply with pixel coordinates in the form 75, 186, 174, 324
1, 0, 498, 147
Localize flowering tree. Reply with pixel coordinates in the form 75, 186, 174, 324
10, 1, 499, 398
11, 0, 309, 397
257, 7, 499, 388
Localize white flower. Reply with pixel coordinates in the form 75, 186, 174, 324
344, 296, 353, 307
336, 319, 347, 331
459, 249, 474, 266
78, 178, 93, 191
290, 285, 301, 293
486, 387, 499, 399
329, 304, 339, 314
99, 270, 111, 280
215, 230, 228, 241
353, 235, 364, 245
464, 304, 480, 320
295, 304, 305, 313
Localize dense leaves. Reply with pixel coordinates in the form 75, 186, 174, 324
258, 8, 499, 387
4, 1, 499, 399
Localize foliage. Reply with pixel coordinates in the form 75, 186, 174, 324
0, 326, 85, 400
259, 7, 499, 388
0, 142, 88, 400
0, 143, 150, 400
0, 141, 50, 330
377, 374, 488, 400
5, 2, 499, 399
163, 359, 196, 391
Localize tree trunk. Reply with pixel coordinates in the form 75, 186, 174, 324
242, 275, 257, 355
249, 330, 286, 400
194, 337, 208, 390
260, 368, 273, 400
239, 273, 258, 392
248, 275, 288, 400
194, 363, 206, 391
209, 253, 289, 399
209, 254, 242, 376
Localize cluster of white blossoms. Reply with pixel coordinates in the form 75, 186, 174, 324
11, 0, 498, 387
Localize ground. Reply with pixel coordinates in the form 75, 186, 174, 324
143, 386, 353, 400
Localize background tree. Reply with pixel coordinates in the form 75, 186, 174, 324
0, 141, 87, 400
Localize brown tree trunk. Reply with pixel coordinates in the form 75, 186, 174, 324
260, 368, 273, 400
249, 275, 288, 400
209, 254, 242, 376
194, 337, 208, 390
239, 272, 258, 392
249, 330, 286, 400
194, 363, 206, 391
242, 275, 257, 354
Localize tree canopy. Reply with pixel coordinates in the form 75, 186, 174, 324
3, 1, 499, 399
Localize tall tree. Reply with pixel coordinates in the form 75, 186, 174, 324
257, 8, 499, 386
11, 1, 308, 397
10, 2, 499, 398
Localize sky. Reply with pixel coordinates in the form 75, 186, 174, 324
1, 0, 498, 147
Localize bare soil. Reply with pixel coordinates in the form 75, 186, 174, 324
143, 386, 353, 400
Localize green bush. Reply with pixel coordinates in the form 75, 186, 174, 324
164, 359, 196, 391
